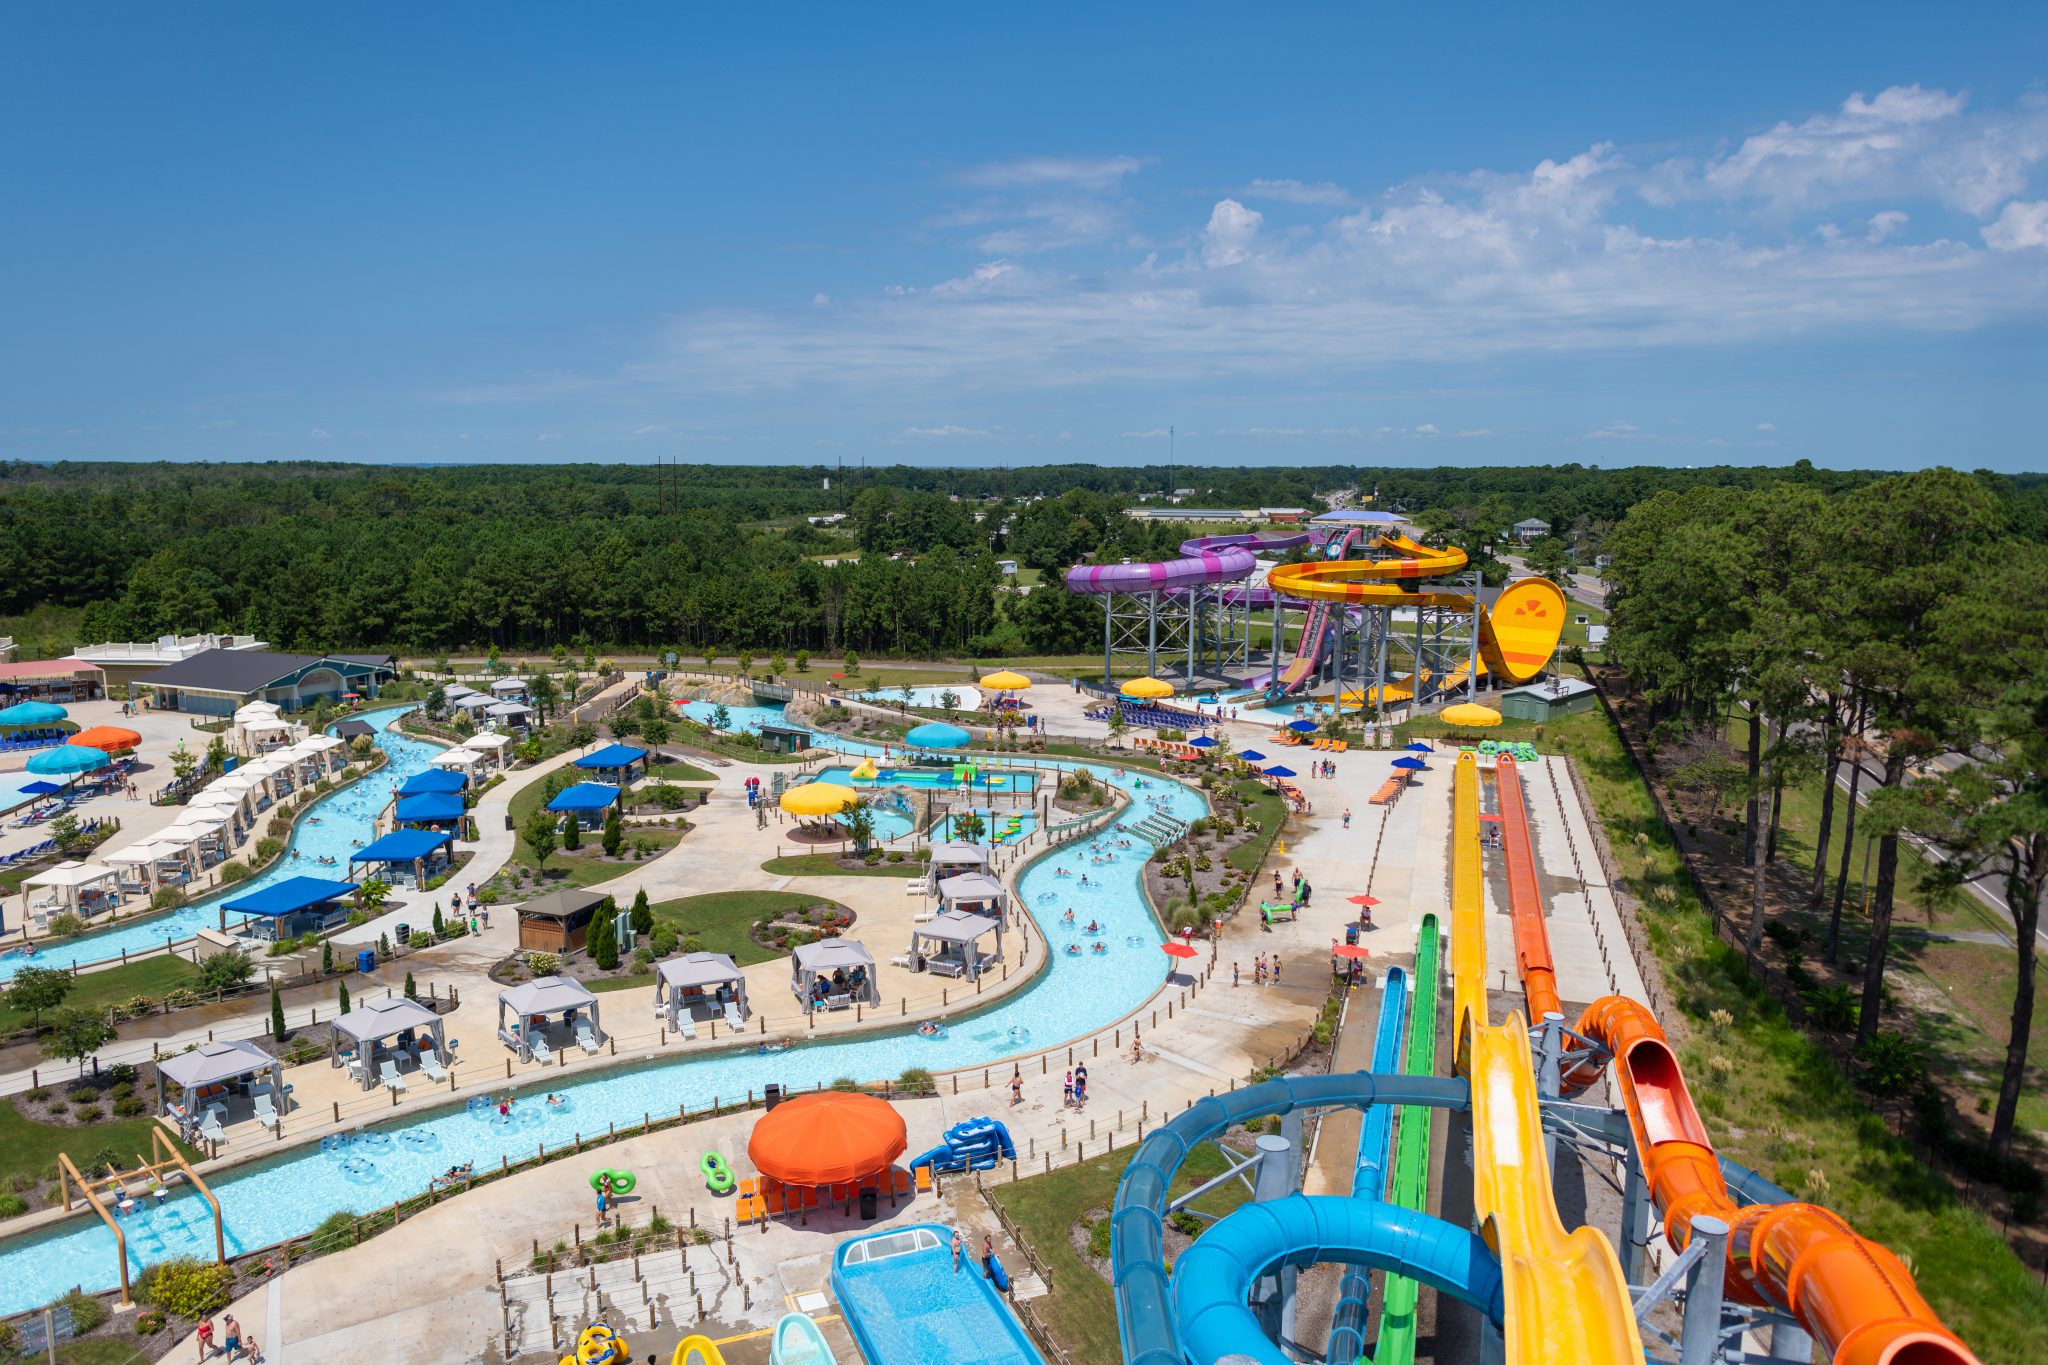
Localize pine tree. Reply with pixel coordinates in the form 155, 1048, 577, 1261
431, 904, 445, 936
602, 805, 624, 858
630, 887, 653, 937
337, 980, 351, 1014
403, 971, 417, 1000
563, 813, 581, 851
269, 980, 286, 1039
589, 906, 620, 970
321, 940, 334, 975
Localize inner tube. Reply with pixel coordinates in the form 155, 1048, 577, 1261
588, 1168, 636, 1195
570, 1324, 629, 1365
701, 1151, 734, 1195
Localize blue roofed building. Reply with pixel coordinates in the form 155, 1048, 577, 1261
547, 782, 622, 830
348, 828, 453, 888
221, 875, 359, 942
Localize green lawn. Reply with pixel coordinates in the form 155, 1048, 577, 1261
989, 1141, 1253, 1365
1224, 778, 1289, 877
648, 890, 836, 966
0, 956, 199, 1037
56, 1341, 153, 1365
648, 760, 716, 783
759, 853, 923, 878
1506, 679, 2048, 1363
0, 1100, 197, 1195
504, 778, 685, 884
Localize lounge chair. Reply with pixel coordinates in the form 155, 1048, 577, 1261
417, 1051, 449, 1082
574, 1020, 601, 1054
197, 1111, 227, 1144
253, 1092, 281, 1130
527, 1033, 553, 1063
378, 1059, 410, 1091
677, 1011, 698, 1040
723, 1002, 745, 1031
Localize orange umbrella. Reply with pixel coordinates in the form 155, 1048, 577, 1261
68, 726, 141, 753
1161, 942, 1199, 960
1332, 944, 1372, 961
1346, 895, 1380, 907
747, 1092, 907, 1187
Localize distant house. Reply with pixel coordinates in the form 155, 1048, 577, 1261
1500, 676, 1596, 722
806, 513, 847, 527
996, 559, 1019, 577
1125, 507, 1255, 522
135, 648, 397, 717
1513, 518, 1552, 545
1171, 487, 1197, 498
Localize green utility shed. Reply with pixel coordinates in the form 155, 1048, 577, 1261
1499, 677, 1598, 723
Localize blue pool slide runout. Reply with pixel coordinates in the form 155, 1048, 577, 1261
908, 1117, 1017, 1175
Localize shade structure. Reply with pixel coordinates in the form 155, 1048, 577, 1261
1262, 765, 1297, 779
1440, 703, 1503, 729
1346, 894, 1381, 907
978, 670, 1031, 691
20, 780, 65, 796
398, 769, 468, 796
27, 745, 108, 776
1161, 942, 1199, 960
1332, 944, 1373, 961
1286, 719, 1319, 734
1238, 749, 1268, 763
68, 726, 140, 753
0, 700, 67, 727
575, 743, 648, 771
1405, 742, 1434, 752
1391, 757, 1426, 770
903, 722, 971, 749
748, 1092, 907, 1188
222, 876, 359, 919
396, 792, 466, 822
1120, 677, 1175, 700
1187, 736, 1217, 749
234, 702, 282, 723
546, 782, 621, 814
780, 782, 858, 818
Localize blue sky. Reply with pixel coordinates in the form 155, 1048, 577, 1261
2, 4, 2044, 471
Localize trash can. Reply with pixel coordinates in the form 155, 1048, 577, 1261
356, 949, 376, 974
395, 923, 409, 945
859, 1187, 878, 1221
1344, 924, 1359, 947
505, 813, 516, 831
764, 1083, 784, 1111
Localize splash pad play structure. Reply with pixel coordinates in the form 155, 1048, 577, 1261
1107, 751, 1980, 1365
1065, 529, 1569, 715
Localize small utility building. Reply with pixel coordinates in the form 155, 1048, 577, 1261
515, 886, 609, 955
1498, 676, 1597, 723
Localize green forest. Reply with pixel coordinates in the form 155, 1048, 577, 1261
1, 459, 2042, 659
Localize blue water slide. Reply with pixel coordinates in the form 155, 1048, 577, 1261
909, 1117, 1017, 1175
1326, 967, 1409, 1364
1174, 1195, 1504, 1365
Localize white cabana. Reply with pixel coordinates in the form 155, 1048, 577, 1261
208, 771, 260, 794
910, 911, 1004, 981
22, 860, 123, 921
462, 732, 513, 750
329, 996, 451, 1091
154, 1039, 284, 1142
429, 746, 484, 769
161, 817, 228, 866
489, 678, 527, 696
654, 952, 750, 1031
485, 700, 531, 717
233, 702, 282, 724
443, 683, 480, 699
451, 692, 493, 713
104, 840, 191, 891
791, 939, 878, 1012
496, 975, 604, 1062
936, 871, 1011, 927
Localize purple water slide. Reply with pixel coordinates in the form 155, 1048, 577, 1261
1062, 530, 1323, 596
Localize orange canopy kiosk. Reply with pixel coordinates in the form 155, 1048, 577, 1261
743, 1091, 911, 1222
69, 725, 141, 753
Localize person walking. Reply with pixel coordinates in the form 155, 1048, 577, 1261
1342, 807, 1351, 829
221, 1315, 243, 1361
196, 1318, 215, 1359
1233, 962, 1240, 988
1074, 1062, 1088, 1104
1272, 954, 1283, 985
1062, 1069, 1074, 1107
1010, 1069, 1023, 1106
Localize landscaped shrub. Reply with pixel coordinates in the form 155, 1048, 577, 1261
409, 930, 433, 950
163, 988, 201, 1009
255, 837, 284, 862
650, 928, 678, 958
58, 1291, 105, 1334
526, 952, 559, 976
113, 1096, 146, 1118
68, 1087, 96, 1104
47, 912, 86, 938
0, 1194, 27, 1218
896, 1067, 935, 1096
134, 1311, 166, 1335
216, 861, 251, 884
136, 1257, 234, 1320
72, 1104, 103, 1123
311, 1209, 361, 1251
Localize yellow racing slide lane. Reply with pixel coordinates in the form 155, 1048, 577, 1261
1451, 753, 1646, 1365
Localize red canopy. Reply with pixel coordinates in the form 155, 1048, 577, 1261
747, 1092, 906, 1187
1345, 895, 1380, 907
1161, 942, 1199, 960
1332, 944, 1372, 961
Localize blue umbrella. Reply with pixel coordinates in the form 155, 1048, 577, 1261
1286, 719, 1318, 733
1187, 736, 1217, 749
20, 780, 65, 795
0, 700, 67, 727
1404, 742, 1433, 752
1238, 750, 1267, 762
1392, 756, 1427, 771
904, 722, 972, 750
27, 745, 109, 776
1263, 765, 1297, 779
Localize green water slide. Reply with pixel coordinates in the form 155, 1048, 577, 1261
1370, 913, 1441, 1365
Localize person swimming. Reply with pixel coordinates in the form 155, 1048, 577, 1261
1085, 919, 1099, 933
1091, 941, 1107, 954
1061, 909, 1075, 925
1064, 943, 1082, 956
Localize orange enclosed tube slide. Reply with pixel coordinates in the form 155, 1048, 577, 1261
1578, 996, 1979, 1365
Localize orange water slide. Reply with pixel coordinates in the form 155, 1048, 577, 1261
1578, 997, 1979, 1365
1495, 755, 1607, 1092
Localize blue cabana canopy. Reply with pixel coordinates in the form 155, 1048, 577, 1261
20, 780, 65, 796
1405, 742, 1434, 752
0, 701, 67, 727
350, 828, 453, 864
222, 875, 359, 919
396, 792, 466, 822
1392, 756, 1427, 771
1263, 765, 1298, 779
28, 745, 108, 776
398, 769, 467, 796
1187, 736, 1217, 749
904, 722, 972, 749
1286, 719, 1318, 733
575, 743, 648, 771
1238, 750, 1268, 762
547, 782, 622, 813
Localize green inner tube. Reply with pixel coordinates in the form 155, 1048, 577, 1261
588, 1168, 636, 1195
702, 1152, 734, 1194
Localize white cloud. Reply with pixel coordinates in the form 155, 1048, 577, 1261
201, 419, 237, 429
1982, 200, 2048, 251
627, 424, 670, 437
307, 428, 330, 439
1415, 423, 1439, 436
976, 199, 1125, 254
899, 425, 993, 439
1243, 178, 1352, 207
535, 432, 563, 441
955, 155, 1143, 190
1756, 421, 1777, 431
1587, 422, 1642, 440
1866, 211, 1909, 242
1122, 429, 1172, 439
1202, 199, 1263, 267
1455, 428, 1494, 438
811, 293, 831, 307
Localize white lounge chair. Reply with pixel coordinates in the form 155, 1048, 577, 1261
723, 1002, 745, 1031
197, 1111, 227, 1143
378, 1059, 410, 1091
527, 1033, 553, 1063
253, 1093, 281, 1130
677, 1013, 698, 1040
574, 1020, 601, 1054
417, 1051, 449, 1082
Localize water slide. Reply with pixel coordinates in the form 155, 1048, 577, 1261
1063, 528, 1323, 600
1267, 533, 1568, 705
1449, 752, 1648, 1365
1495, 755, 1598, 1093
1373, 914, 1442, 1365
1327, 964, 1411, 1363
908, 1117, 1017, 1175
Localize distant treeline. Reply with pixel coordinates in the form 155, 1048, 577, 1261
0, 459, 2040, 657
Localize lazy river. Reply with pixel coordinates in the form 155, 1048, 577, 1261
0, 706, 1207, 1312
0, 708, 437, 984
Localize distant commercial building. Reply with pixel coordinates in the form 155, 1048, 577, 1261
73, 633, 270, 691
1513, 518, 1552, 545
1311, 508, 1408, 530
0, 657, 104, 703
1259, 507, 1310, 524
1124, 507, 1257, 522
1499, 676, 1597, 722
135, 648, 397, 717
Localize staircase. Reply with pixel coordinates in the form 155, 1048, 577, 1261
1129, 811, 1187, 845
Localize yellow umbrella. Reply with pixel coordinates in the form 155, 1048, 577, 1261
779, 783, 859, 818
1440, 702, 1503, 729
1120, 677, 1176, 700
979, 670, 1031, 691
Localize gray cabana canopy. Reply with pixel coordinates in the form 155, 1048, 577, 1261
328, 996, 450, 1091
936, 871, 1010, 925
927, 841, 989, 870
154, 1039, 284, 1139
791, 938, 878, 1011
654, 952, 750, 1029
910, 910, 1005, 981
497, 975, 603, 1061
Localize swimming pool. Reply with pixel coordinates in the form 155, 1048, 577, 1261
813, 765, 1036, 794
832, 1224, 1044, 1365
0, 708, 436, 984
927, 810, 1037, 845
856, 684, 983, 712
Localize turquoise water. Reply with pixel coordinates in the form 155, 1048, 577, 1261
834, 1224, 1044, 1365
856, 684, 983, 711
674, 699, 788, 736
0, 708, 1204, 1312
814, 764, 1035, 794
0, 709, 436, 983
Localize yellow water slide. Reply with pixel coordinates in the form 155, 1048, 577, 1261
1267, 534, 1568, 704
1450, 754, 1645, 1365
